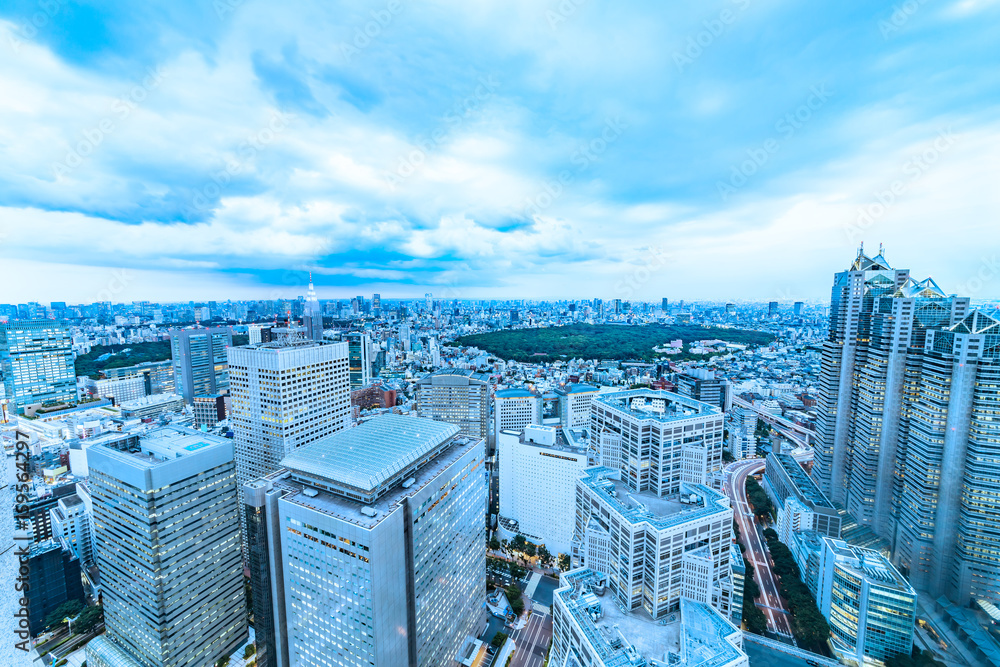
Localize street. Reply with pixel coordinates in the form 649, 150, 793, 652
725, 457, 794, 638
508, 609, 553, 667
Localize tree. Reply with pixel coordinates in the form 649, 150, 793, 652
558, 553, 571, 571
43, 599, 85, 631
244, 644, 257, 659
215, 657, 230, 667
537, 544, 553, 567
763, 527, 779, 542
489, 536, 501, 551
505, 585, 524, 616
508, 562, 526, 581
512, 534, 527, 552
491, 631, 509, 648
75, 604, 104, 634
524, 542, 537, 558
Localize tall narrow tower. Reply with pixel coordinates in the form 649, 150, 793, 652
304, 273, 324, 341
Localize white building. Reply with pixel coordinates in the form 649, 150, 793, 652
494, 387, 542, 438
49, 493, 92, 566
497, 425, 588, 555
85, 376, 146, 405
726, 404, 758, 460
416, 369, 491, 440
228, 338, 351, 553
556, 383, 599, 429
244, 415, 487, 667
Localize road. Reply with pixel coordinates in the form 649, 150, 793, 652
724, 457, 794, 638
508, 609, 552, 667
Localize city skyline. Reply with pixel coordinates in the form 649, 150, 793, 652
1, 2, 999, 302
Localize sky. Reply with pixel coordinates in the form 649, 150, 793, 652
0, 0, 999, 304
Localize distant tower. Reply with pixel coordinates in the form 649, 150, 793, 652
304, 273, 323, 341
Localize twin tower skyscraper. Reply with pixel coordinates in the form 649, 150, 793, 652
811, 246, 1000, 605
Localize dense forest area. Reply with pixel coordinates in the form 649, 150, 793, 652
447, 324, 774, 363
74, 334, 248, 378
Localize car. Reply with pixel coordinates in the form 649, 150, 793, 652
806, 660, 820, 666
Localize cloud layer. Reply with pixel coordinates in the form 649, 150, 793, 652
1, 0, 999, 303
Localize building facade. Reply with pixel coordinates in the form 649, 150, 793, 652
245, 414, 487, 667
556, 383, 599, 429
415, 369, 491, 440
494, 387, 543, 441
763, 452, 841, 539
85, 427, 247, 667
169, 326, 233, 403
497, 425, 588, 555
0, 319, 76, 412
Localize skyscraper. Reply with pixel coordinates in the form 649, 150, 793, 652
85, 427, 247, 667
0, 319, 75, 412
228, 336, 351, 553
245, 414, 487, 667
415, 369, 490, 440
169, 326, 233, 403
372, 292, 381, 318
345, 331, 372, 388
767, 301, 778, 317
303, 274, 323, 341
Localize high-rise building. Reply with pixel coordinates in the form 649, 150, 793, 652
24, 537, 85, 636
0, 319, 76, 412
493, 387, 542, 439
228, 337, 351, 553
103, 360, 175, 395
817, 538, 916, 666
415, 369, 490, 440
372, 292, 381, 318
554, 383, 599, 429
497, 425, 588, 555
676, 369, 724, 409
244, 414, 487, 667
169, 326, 233, 403
662, 297, 669, 311
793, 301, 804, 316
726, 403, 758, 460
85, 427, 247, 667
346, 331, 372, 388
49, 493, 92, 567
591, 389, 724, 493
767, 301, 778, 317
304, 274, 324, 341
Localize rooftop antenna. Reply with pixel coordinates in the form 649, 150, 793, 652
879, 242, 884, 257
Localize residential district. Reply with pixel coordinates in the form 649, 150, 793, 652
3, 247, 1000, 667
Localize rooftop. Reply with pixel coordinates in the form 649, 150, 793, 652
417, 368, 491, 384
772, 452, 835, 510
91, 426, 229, 468
269, 428, 482, 529
557, 383, 599, 395
822, 537, 914, 593
495, 387, 538, 398
501, 426, 589, 456
594, 390, 720, 423
281, 414, 462, 500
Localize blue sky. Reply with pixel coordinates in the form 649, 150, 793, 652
1, 0, 999, 303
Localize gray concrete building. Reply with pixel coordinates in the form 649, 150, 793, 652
85, 427, 247, 667
415, 369, 491, 440
762, 452, 841, 538
244, 414, 487, 667
168, 326, 233, 403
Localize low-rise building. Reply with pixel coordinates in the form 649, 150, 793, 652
119, 393, 185, 419
763, 452, 841, 538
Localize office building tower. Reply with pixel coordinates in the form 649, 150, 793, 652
613, 298, 622, 314
676, 369, 724, 409
497, 425, 588, 555
662, 297, 669, 311
416, 369, 490, 440
729, 543, 745, 627
85, 427, 247, 667
245, 414, 487, 667
768, 301, 778, 317
555, 383, 598, 429
49, 493, 92, 567
0, 319, 75, 412
510, 309, 519, 323
192, 393, 227, 428
817, 538, 916, 666
303, 274, 324, 341
424, 292, 433, 311
346, 331, 372, 389
228, 337, 351, 552
763, 453, 841, 540
726, 404, 758, 460
591, 389, 724, 493
23, 481, 78, 543
169, 326, 233, 403
895, 310, 1000, 602
494, 387, 542, 440
119, 393, 185, 420
24, 537, 85, 636
83, 376, 146, 405
248, 322, 268, 344
725, 302, 736, 315
372, 293, 381, 318
793, 301, 804, 316
572, 466, 736, 619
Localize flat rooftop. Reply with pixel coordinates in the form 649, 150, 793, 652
594, 390, 720, 423
281, 414, 462, 498
271, 430, 482, 530
502, 427, 588, 456
93, 426, 229, 468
